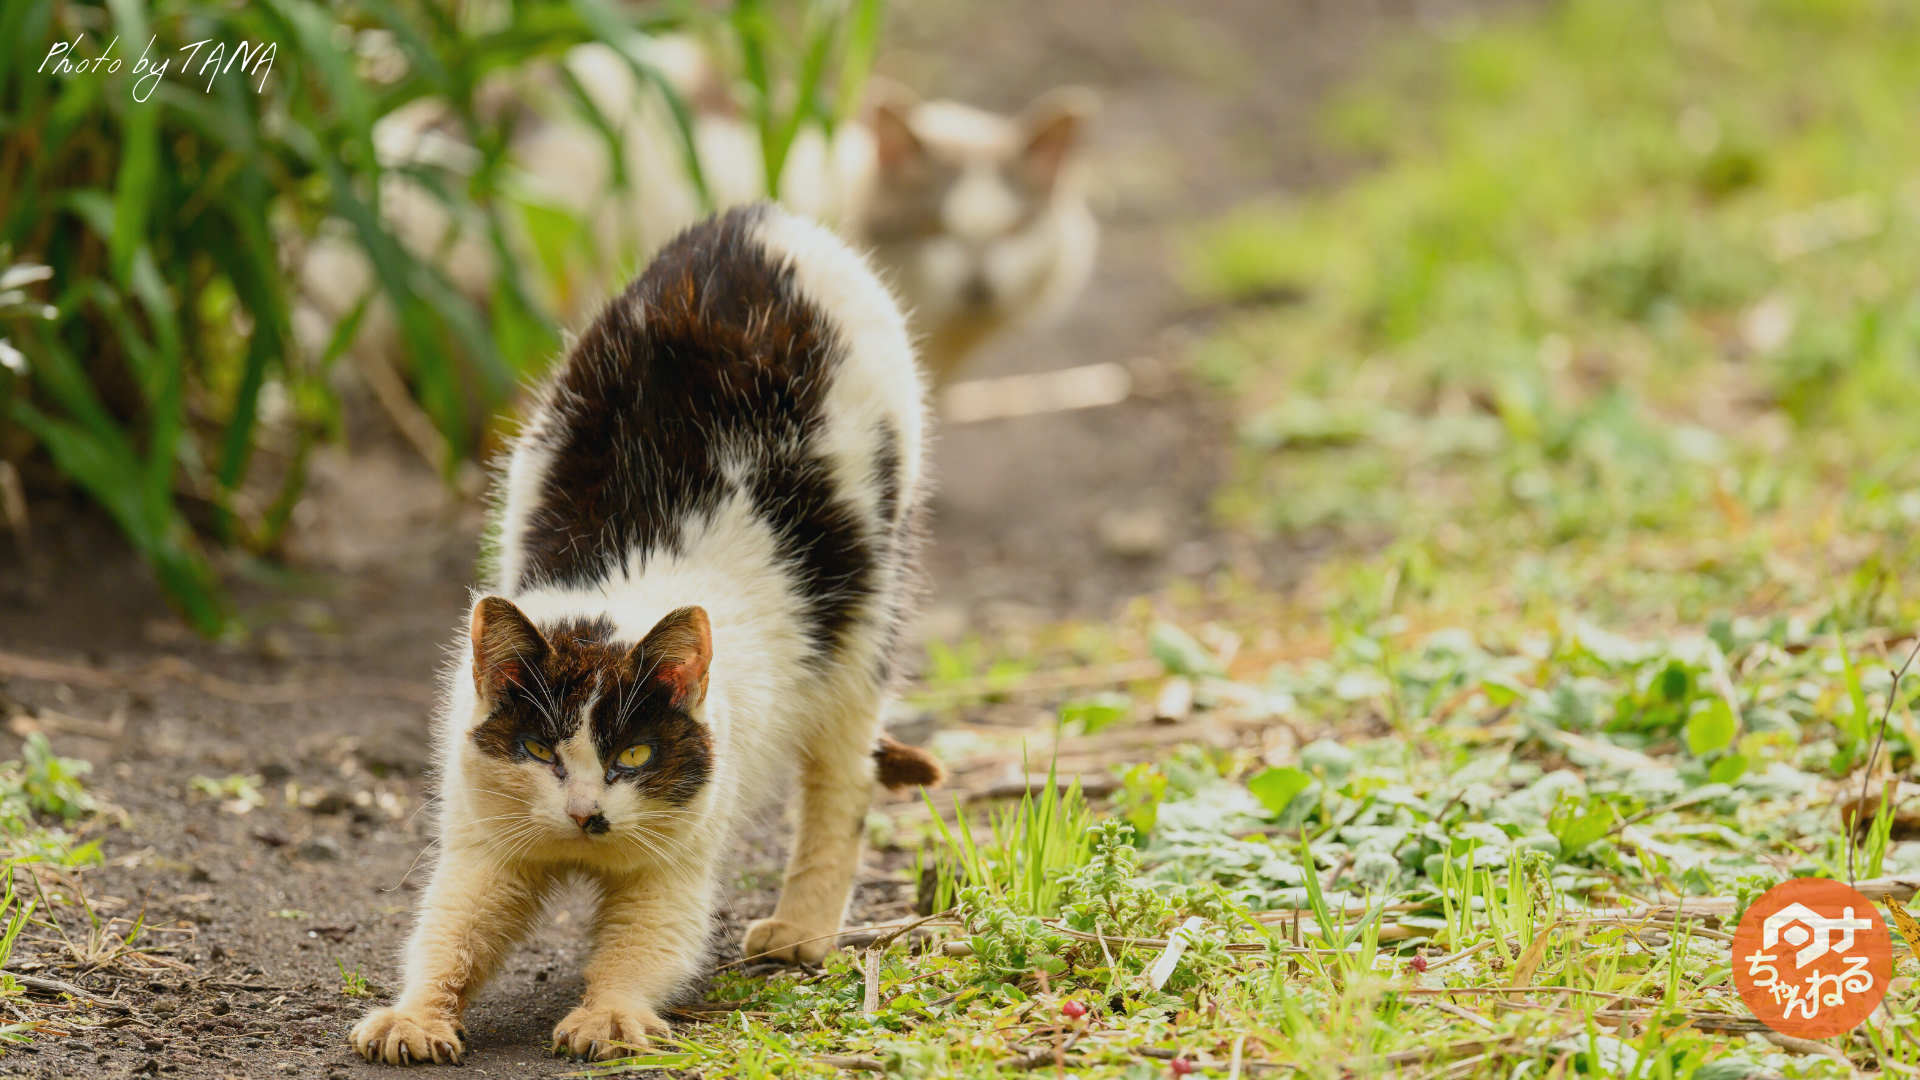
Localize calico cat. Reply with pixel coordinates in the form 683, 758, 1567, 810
851, 88, 1098, 384
349, 204, 942, 1065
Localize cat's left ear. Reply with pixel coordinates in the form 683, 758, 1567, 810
1015, 86, 1098, 192
629, 606, 712, 712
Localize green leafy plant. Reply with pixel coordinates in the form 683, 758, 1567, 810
1, 0, 886, 633
0, 734, 92, 822
338, 957, 374, 998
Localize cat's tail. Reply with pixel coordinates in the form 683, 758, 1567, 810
872, 735, 945, 791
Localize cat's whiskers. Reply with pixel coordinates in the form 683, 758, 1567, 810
617, 828, 702, 880
468, 820, 547, 866
463, 819, 533, 857
616, 813, 707, 867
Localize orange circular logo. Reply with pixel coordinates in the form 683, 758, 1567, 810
1732, 878, 1893, 1038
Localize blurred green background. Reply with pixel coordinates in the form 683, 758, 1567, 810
1181, 0, 1920, 638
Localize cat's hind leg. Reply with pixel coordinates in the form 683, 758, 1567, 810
743, 688, 881, 964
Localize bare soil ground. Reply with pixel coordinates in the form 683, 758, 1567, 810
0, 2, 1487, 1075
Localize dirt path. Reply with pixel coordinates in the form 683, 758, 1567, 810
0, 3, 1477, 1075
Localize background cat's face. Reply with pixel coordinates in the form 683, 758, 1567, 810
462, 599, 712, 861
860, 90, 1093, 328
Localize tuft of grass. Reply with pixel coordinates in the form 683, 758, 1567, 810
338, 958, 374, 998
0, 734, 91, 823
923, 756, 1095, 917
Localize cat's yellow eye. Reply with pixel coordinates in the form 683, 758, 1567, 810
617, 744, 652, 769
522, 739, 556, 763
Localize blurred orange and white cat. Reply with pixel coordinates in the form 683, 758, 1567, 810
296, 40, 1097, 387
513, 40, 1098, 382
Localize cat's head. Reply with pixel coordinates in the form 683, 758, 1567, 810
858, 87, 1096, 332
460, 596, 713, 856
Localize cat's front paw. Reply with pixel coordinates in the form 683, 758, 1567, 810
551, 1002, 670, 1060
350, 1004, 464, 1065
744, 917, 837, 964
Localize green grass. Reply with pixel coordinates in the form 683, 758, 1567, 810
1182, 0, 1920, 635
922, 758, 1097, 917
565, 1, 1920, 1076
338, 958, 375, 999
0, 735, 120, 1049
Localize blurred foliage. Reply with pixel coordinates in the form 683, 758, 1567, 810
1185, 0, 1920, 631
0, 0, 881, 635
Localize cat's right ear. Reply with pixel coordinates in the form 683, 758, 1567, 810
872, 102, 924, 173
470, 596, 549, 703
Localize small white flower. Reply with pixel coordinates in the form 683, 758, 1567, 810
0, 338, 24, 375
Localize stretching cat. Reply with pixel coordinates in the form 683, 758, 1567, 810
349, 204, 941, 1065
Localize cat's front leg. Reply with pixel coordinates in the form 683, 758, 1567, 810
351, 850, 544, 1065
553, 870, 714, 1060
745, 710, 877, 964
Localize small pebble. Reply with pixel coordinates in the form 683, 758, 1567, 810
210, 999, 232, 1016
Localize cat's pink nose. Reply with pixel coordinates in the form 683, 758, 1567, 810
569, 811, 594, 829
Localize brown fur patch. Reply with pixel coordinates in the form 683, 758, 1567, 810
872, 735, 944, 791
466, 601, 714, 806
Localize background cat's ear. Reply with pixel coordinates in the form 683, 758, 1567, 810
630, 606, 712, 711
470, 596, 549, 702
1016, 86, 1098, 192
871, 102, 924, 173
